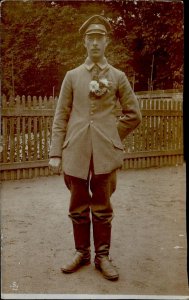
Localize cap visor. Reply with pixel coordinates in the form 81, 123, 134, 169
86, 30, 106, 35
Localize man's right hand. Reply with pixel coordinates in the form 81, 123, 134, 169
49, 157, 62, 174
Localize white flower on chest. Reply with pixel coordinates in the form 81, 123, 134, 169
89, 77, 111, 98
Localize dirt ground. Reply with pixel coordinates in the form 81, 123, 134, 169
1, 165, 188, 299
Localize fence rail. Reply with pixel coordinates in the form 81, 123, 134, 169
0, 90, 183, 181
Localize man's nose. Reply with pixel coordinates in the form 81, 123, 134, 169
93, 38, 98, 45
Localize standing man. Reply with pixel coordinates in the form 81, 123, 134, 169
49, 15, 142, 281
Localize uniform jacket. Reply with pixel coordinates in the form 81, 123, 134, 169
49, 57, 142, 179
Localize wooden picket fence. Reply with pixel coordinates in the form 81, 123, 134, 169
122, 90, 183, 169
0, 90, 183, 181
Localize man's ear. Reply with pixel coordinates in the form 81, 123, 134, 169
83, 36, 87, 48
106, 36, 111, 47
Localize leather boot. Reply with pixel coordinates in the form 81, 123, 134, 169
61, 222, 91, 273
61, 251, 90, 273
93, 220, 119, 281
95, 256, 119, 281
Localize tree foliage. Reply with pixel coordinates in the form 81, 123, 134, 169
1, 0, 183, 97
109, 0, 184, 90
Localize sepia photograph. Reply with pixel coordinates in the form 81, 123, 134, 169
0, 0, 188, 299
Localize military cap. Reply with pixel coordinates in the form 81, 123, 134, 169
79, 15, 112, 35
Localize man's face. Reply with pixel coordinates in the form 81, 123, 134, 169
84, 33, 109, 61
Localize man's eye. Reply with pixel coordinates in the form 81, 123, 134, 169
87, 36, 103, 41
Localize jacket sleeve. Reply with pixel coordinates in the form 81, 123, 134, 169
49, 71, 73, 157
117, 71, 142, 141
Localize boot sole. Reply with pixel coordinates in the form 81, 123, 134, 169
95, 264, 119, 281
61, 260, 90, 274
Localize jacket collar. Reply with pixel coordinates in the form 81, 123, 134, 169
84, 57, 109, 71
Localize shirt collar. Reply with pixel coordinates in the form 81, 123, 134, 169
84, 57, 109, 71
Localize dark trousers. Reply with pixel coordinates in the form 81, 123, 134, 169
63, 164, 117, 257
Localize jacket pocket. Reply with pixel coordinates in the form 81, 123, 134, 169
62, 139, 69, 149
111, 139, 124, 150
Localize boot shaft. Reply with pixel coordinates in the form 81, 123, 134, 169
92, 218, 111, 258
72, 222, 91, 255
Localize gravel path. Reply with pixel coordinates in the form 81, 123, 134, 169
1, 165, 188, 298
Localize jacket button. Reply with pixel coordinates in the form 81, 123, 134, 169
90, 120, 93, 124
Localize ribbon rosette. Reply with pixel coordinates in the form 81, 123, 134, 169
89, 78, 111, 98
